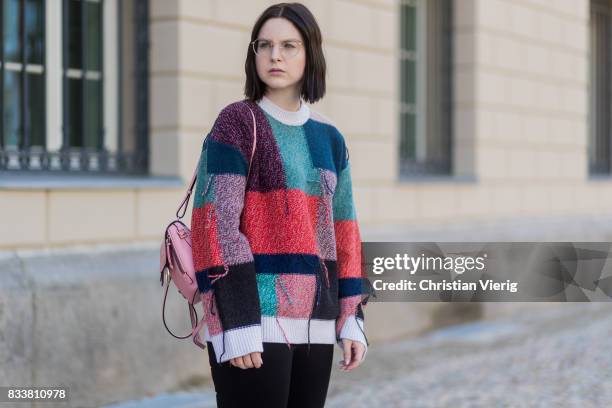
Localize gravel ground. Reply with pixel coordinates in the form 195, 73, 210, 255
325, 302, 612, 408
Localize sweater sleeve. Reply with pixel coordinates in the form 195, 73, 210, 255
191, 103, 263, 364
332, 142, 373, 362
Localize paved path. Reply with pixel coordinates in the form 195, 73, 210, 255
326, 302, 612, 407
106, 302, 612, 408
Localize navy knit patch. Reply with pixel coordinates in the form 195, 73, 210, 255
196, 269, 213, 293
303, 119, 346, 175
254, 253, 331, 275
206, 138, 248, 176
338, 277, 364, 298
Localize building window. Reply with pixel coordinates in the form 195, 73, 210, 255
590, 0, 612, 175
0, 0, 149, 175
399, 0, 453, 177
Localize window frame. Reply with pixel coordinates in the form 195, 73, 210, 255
589, 0, 612, 176
399, 0, 453, 179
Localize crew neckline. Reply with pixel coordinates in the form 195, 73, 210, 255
256, 95, 310, 126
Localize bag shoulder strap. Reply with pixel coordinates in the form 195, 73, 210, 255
176, 102, 257, 219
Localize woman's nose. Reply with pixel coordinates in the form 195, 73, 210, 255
270, 44, 282, 60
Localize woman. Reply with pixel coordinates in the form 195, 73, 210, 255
190, 3, 373, 407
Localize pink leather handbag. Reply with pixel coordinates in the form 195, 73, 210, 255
160, 102, 257, 349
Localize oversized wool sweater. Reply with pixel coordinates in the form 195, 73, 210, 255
191, 95, 373, 364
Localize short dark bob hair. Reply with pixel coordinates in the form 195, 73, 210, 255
244, 3, 326, 104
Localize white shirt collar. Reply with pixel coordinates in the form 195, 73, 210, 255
256, 95, 310, 126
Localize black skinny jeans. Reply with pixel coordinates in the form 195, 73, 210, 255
206, 341, 334, 408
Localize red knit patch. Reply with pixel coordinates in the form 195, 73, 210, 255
191, 204, 224, 271
241, 189, 320, 254
334, 220, 362, 279
276, 274, 316, 318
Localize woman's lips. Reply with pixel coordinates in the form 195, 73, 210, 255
269, 69, 284, 74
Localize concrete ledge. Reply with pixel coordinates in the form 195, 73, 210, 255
0, 174, 184, 190
0, 242, 213, 407
361, 214, 612, 242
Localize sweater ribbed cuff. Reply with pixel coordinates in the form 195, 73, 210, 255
207, 324, 264, 364
336, 316, 368, 361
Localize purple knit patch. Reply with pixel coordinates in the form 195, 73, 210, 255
315, 168, 338, 260
210, 101, 256, 165
243, 99, 288, 193
316, 200, 336, 260
213, 173, 255, 266
319, 168, 337, 195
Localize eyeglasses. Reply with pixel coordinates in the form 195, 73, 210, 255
251, 39, 303, 59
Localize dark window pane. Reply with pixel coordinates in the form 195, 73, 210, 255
3, 70, 21, 146
25, 0, 44, 64
590, 0, 612, 174
400, 112, 416, 160
84, 79, 101, 148
86, 0, 101, 71
68, 0, 82, 69
27, 72, 44, 146
400, 3, 418, 167
68, 77, 83, 146
65, 0, 103, 151
400, 0, 452, 177
402, 5, 416, 51
401, 59, 416, 105
3, 0, 21, 62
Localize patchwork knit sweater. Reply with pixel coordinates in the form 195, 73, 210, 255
191, 95, 373, 364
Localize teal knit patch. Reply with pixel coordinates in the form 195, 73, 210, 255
193, 148, 216, 208
265, 112, 322, 196
332, 161, 356, 220
256, 273, 278, 316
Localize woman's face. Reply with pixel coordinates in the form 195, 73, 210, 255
254, 17, 306, 95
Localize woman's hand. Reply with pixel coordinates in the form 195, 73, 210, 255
230, 352, 263, 369
338, 339, 365, 371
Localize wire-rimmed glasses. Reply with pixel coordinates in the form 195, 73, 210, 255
251, 39, 303, 59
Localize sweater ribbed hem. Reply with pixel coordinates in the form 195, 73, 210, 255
337, 316, 368, 361
201, 317, 363, 362
256, 95, 310, 126
261, 316, 336, 344
204, 324, 264, 364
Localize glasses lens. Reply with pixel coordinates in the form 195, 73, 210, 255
281, 41, 300, 58
253, 40, 300, 58
253, 40, 270, 55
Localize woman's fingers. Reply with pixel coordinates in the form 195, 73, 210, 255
338, 339, 365, 371
230, 352, 263, 369
243, 354, 254, 368
342, 339, 352, 367
344, 342, 365, 370
236, 356, 247, 369
251, 352, 263, 368
232, 356, 246, 369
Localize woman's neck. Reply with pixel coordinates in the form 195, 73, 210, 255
263, 89, 302, 112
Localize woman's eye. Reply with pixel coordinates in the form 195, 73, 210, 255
259, 42, 270, 49
284, 43, 296, 48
